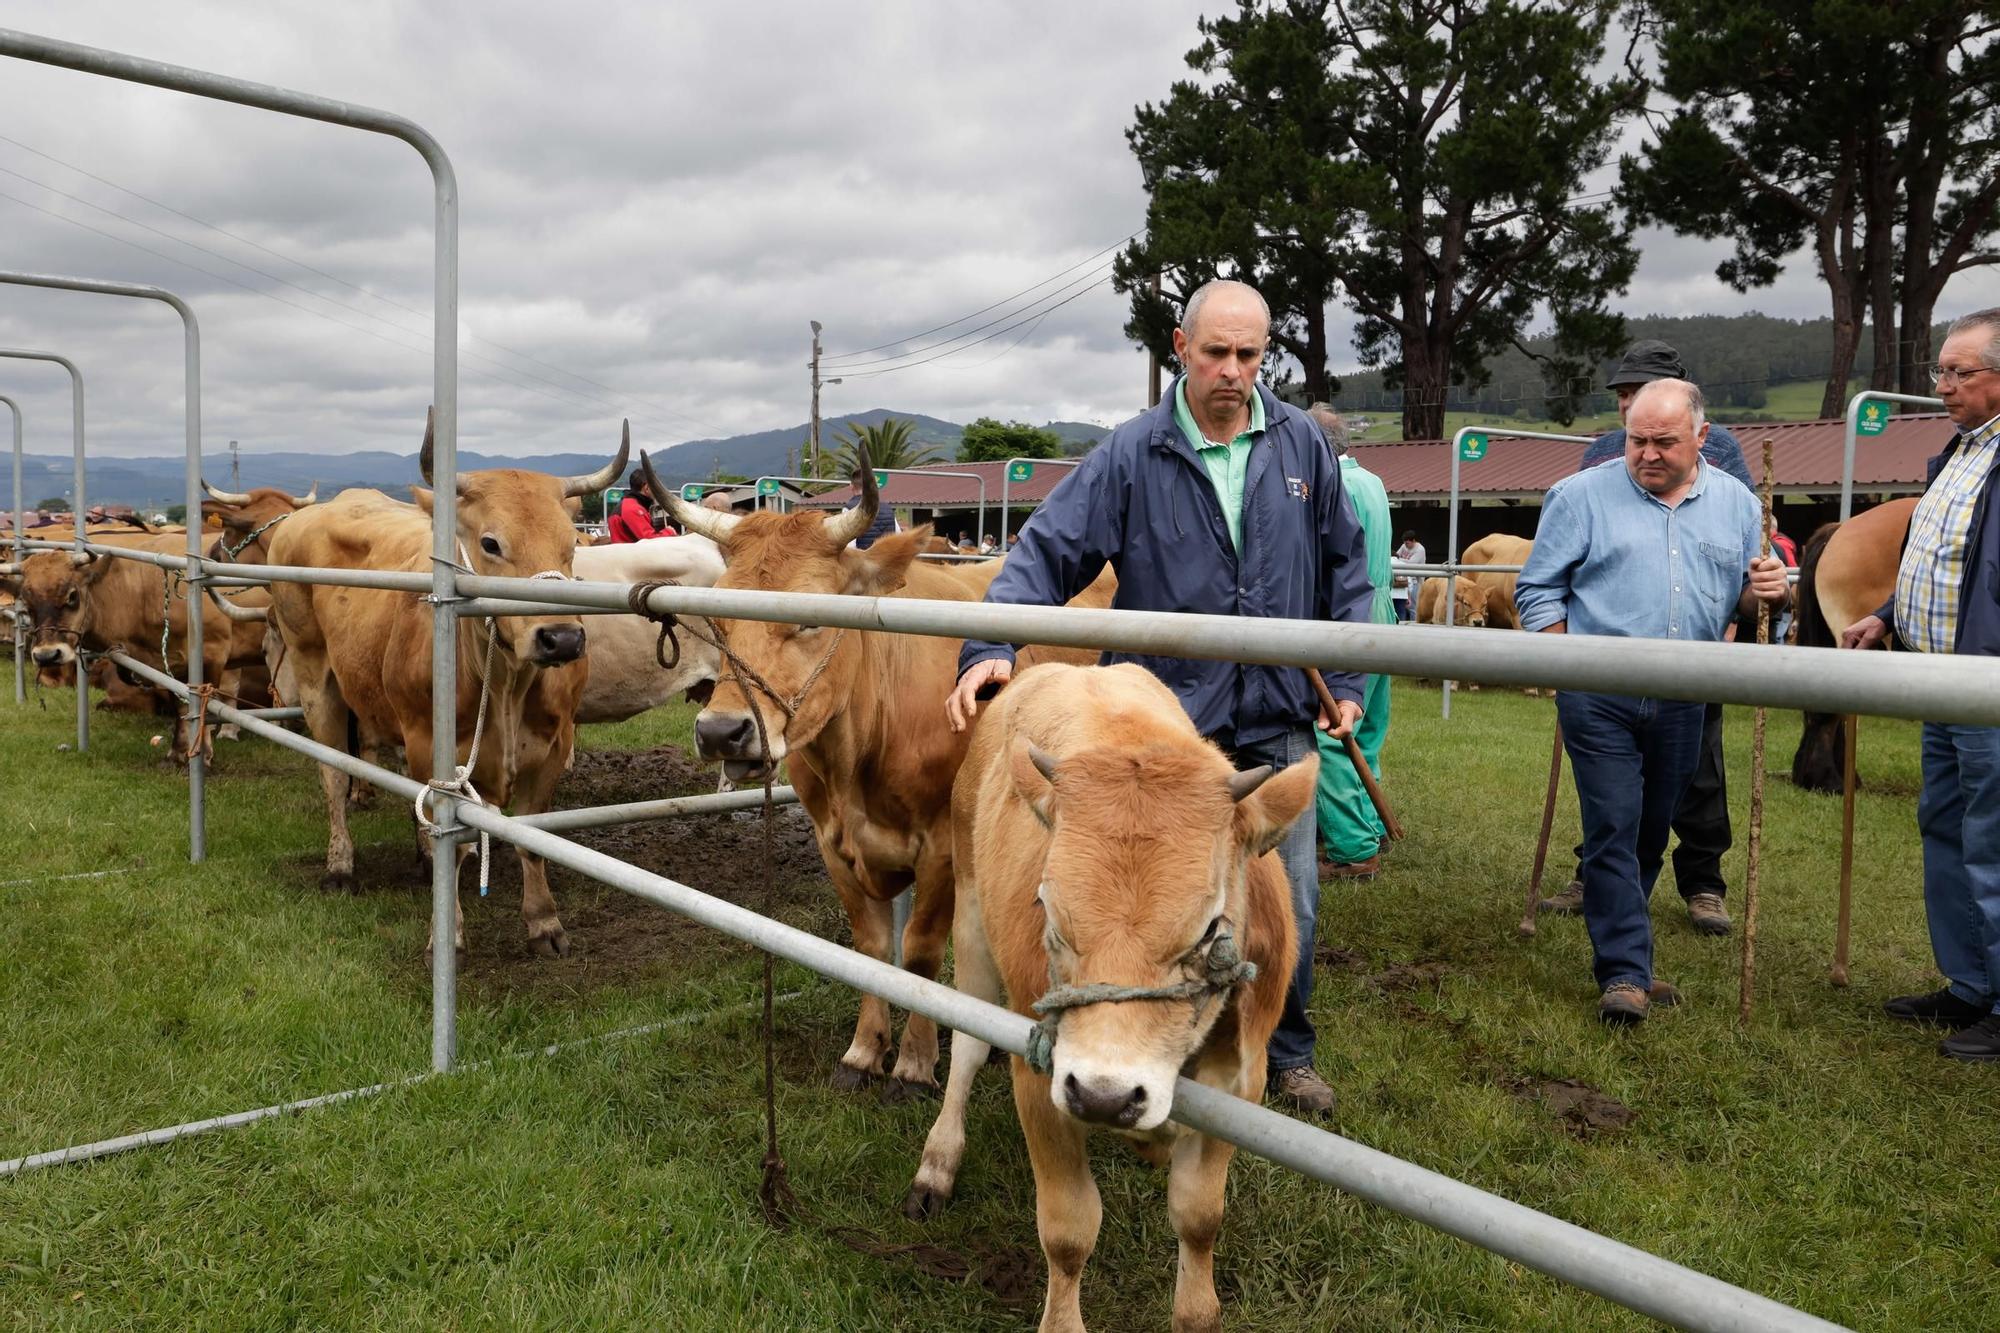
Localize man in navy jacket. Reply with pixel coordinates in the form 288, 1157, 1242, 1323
1843, 308, 2000, 1062
945, 280, 1374, 1117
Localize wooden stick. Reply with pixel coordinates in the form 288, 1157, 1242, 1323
1739, 440, 1776, 1024
1831, 714, 1858, 987
1305, 669, 1403, 841
1520, 721, 1565, 938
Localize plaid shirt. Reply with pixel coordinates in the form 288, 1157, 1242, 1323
1895, 413, 2000, 654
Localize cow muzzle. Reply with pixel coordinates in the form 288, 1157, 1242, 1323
530, 622, 586, 665
31, 643, 73, 668
1060, 1069, 1152, 1129
694, 709, 784, 781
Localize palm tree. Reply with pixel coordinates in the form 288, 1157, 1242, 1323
824, 418, 940, 478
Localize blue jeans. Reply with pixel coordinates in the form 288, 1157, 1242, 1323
1556, 692, 1704, 991
1232, 726, 1320, 1073
1918, 723, 2000, 1015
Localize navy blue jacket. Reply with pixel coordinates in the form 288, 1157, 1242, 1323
1579, 421, 1754, 490
959, 380, 1373, 746
1872, 430, 2000, 658
845, 493, 898, 550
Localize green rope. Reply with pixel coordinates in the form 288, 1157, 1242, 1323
1023, 930, 1257, 1076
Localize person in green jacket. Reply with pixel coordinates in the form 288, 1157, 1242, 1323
1307, 405, 1395, 878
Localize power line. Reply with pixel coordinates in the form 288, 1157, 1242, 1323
822, 231, 1139, 363
824, 258, 1118, 373
0, 135, 722, 436
837, 272, 1117, 380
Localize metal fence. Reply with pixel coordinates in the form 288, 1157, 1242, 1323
5, 25, 1975, 1330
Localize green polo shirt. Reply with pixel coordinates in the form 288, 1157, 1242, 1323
1173, 379, 1266, 555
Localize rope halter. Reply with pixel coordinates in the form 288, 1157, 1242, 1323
1023, 927, 1258, 1076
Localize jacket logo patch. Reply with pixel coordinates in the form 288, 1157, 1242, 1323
1285, 477, 1310, 500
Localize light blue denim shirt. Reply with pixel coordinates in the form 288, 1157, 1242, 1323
1515, 458, 1762, 642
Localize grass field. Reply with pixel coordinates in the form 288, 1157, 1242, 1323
1, 674, 1993, 1330
1350, 379, 1864, 443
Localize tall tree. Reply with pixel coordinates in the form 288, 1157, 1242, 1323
1627, 0, 2000, 415
1121, 1, 1639, 439
957, 418, 1064, 463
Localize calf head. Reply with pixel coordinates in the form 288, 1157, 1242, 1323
649, 447, 916, 782
9, 549, 113, 668
411, 410, 625, 669
200, 480, 319, 562
1454, 578, 1488, 628
1012, 738, 1316, 1132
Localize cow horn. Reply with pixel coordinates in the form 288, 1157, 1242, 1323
291, 481, 319, 507
68, 550, 95, 569
418, 405, 437, 487
205, 585, 269, 622
202, 478, 253, 506
654, 450, 741, 541
1028, 744, 1061, 784
560, 420, 631, 499
1227, 765, 1274, 803
822, 441, 878, 547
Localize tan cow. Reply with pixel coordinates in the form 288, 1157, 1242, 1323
1415, 573, 1490, 628
199, 480, 320, 564
1459, 532, 1531, 631
652, 451, 1114, 1095
903, 662, 1304, 1332
265, 412, 621, 957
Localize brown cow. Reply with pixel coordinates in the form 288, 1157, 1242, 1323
265, 412, 620, 957
1790, 497, 1917, 793
1459, 532, 1532, 631
653, 451, 1113, 1095
903, 662, 1304, 1332
200, 480, 320, 563
1415, 573, 1490, 628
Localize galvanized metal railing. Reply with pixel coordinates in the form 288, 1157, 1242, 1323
0, 347, 85, 746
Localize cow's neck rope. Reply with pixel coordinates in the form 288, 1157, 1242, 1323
413, 545, 571, 900
1023, 930, 1258, 1077
622, 580, 847, 724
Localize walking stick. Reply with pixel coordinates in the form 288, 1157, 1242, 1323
1306, 670, 1403, 841
1739, 441, 1776, 1024
1520, 721, 1565, 938
1831, 714, 1858, 987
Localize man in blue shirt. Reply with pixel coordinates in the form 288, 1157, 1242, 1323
944, 279, 1373, 1115
1547, 340, 1753, 937
1516, 379, 1789, 1025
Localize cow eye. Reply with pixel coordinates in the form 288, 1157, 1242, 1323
65, 590, 79, 608
1197, 916, 1221, 949
479, 535, 503, 558
795, 623, 823, 638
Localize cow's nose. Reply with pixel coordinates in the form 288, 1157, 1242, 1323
1063, 1072, 1147, 1127
694, 712, 756, 759
532, 623, 585, 663
31, 646, 62, 667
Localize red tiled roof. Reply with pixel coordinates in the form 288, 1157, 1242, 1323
797, 458, 1083, 509
1350, 412, 1951, 499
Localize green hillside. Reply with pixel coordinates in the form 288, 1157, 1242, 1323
1349, 379, 1867, 443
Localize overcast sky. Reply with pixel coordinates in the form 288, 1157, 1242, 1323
0, 2, 1994, 465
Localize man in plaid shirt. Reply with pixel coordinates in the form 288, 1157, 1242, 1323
1844, 308, 2000, 1062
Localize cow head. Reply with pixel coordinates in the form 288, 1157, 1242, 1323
411, 409, 626, 668
11, 549, 115, 668
1012, 738, 1316, 1132
648, 445, 914, 781
200, 479, 319, 562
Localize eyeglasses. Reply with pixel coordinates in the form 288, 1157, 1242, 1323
1927, 364, 1997, 388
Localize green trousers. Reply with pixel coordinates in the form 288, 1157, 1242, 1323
1316, 670, 1391, 864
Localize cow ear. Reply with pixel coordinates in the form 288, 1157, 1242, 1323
840, 526, 925, 597
410, 486, 434, 513
1233, 757, 1317, 857
1008, 735, 1057, 828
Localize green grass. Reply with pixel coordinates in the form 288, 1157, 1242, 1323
0, 678, 1992, 1329
1352, 379, 1862, 443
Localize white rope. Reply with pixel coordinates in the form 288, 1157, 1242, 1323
412, 550, 573, 900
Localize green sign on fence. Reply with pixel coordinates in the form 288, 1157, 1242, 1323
1007, 460, 1034, 483
875, 470, 889, 488
605, 486, 628, 510
1458, 431, 1489, 462
1857, 400, 1893, 436
679, 484, 701, 502
757, 477, 780, 496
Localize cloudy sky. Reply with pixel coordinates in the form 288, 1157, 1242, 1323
0, 2, 1993, 465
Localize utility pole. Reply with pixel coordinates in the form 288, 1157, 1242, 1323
808, 320, 843, 481
1147, 271, 1165, 409
229, 438, 239, 488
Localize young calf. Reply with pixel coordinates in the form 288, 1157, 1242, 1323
904, 662, 1308, 1333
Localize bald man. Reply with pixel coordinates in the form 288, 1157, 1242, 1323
946, 278, 1374, 1117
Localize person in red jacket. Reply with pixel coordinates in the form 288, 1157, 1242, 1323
607, 470, 676, 542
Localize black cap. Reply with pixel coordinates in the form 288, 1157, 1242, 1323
1606, 339, 1686, 389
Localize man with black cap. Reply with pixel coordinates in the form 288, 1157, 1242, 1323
1540, 340, 1751, 938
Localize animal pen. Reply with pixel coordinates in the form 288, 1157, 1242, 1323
5, 27, 1999, 1333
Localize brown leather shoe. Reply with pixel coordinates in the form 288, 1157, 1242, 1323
1687, 893, 1732, 936
1319, 855, 1381, 881
1538, 879, 1585, 916
1269, 1065, 1337, 1118
1599, 981, 1649, 1026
